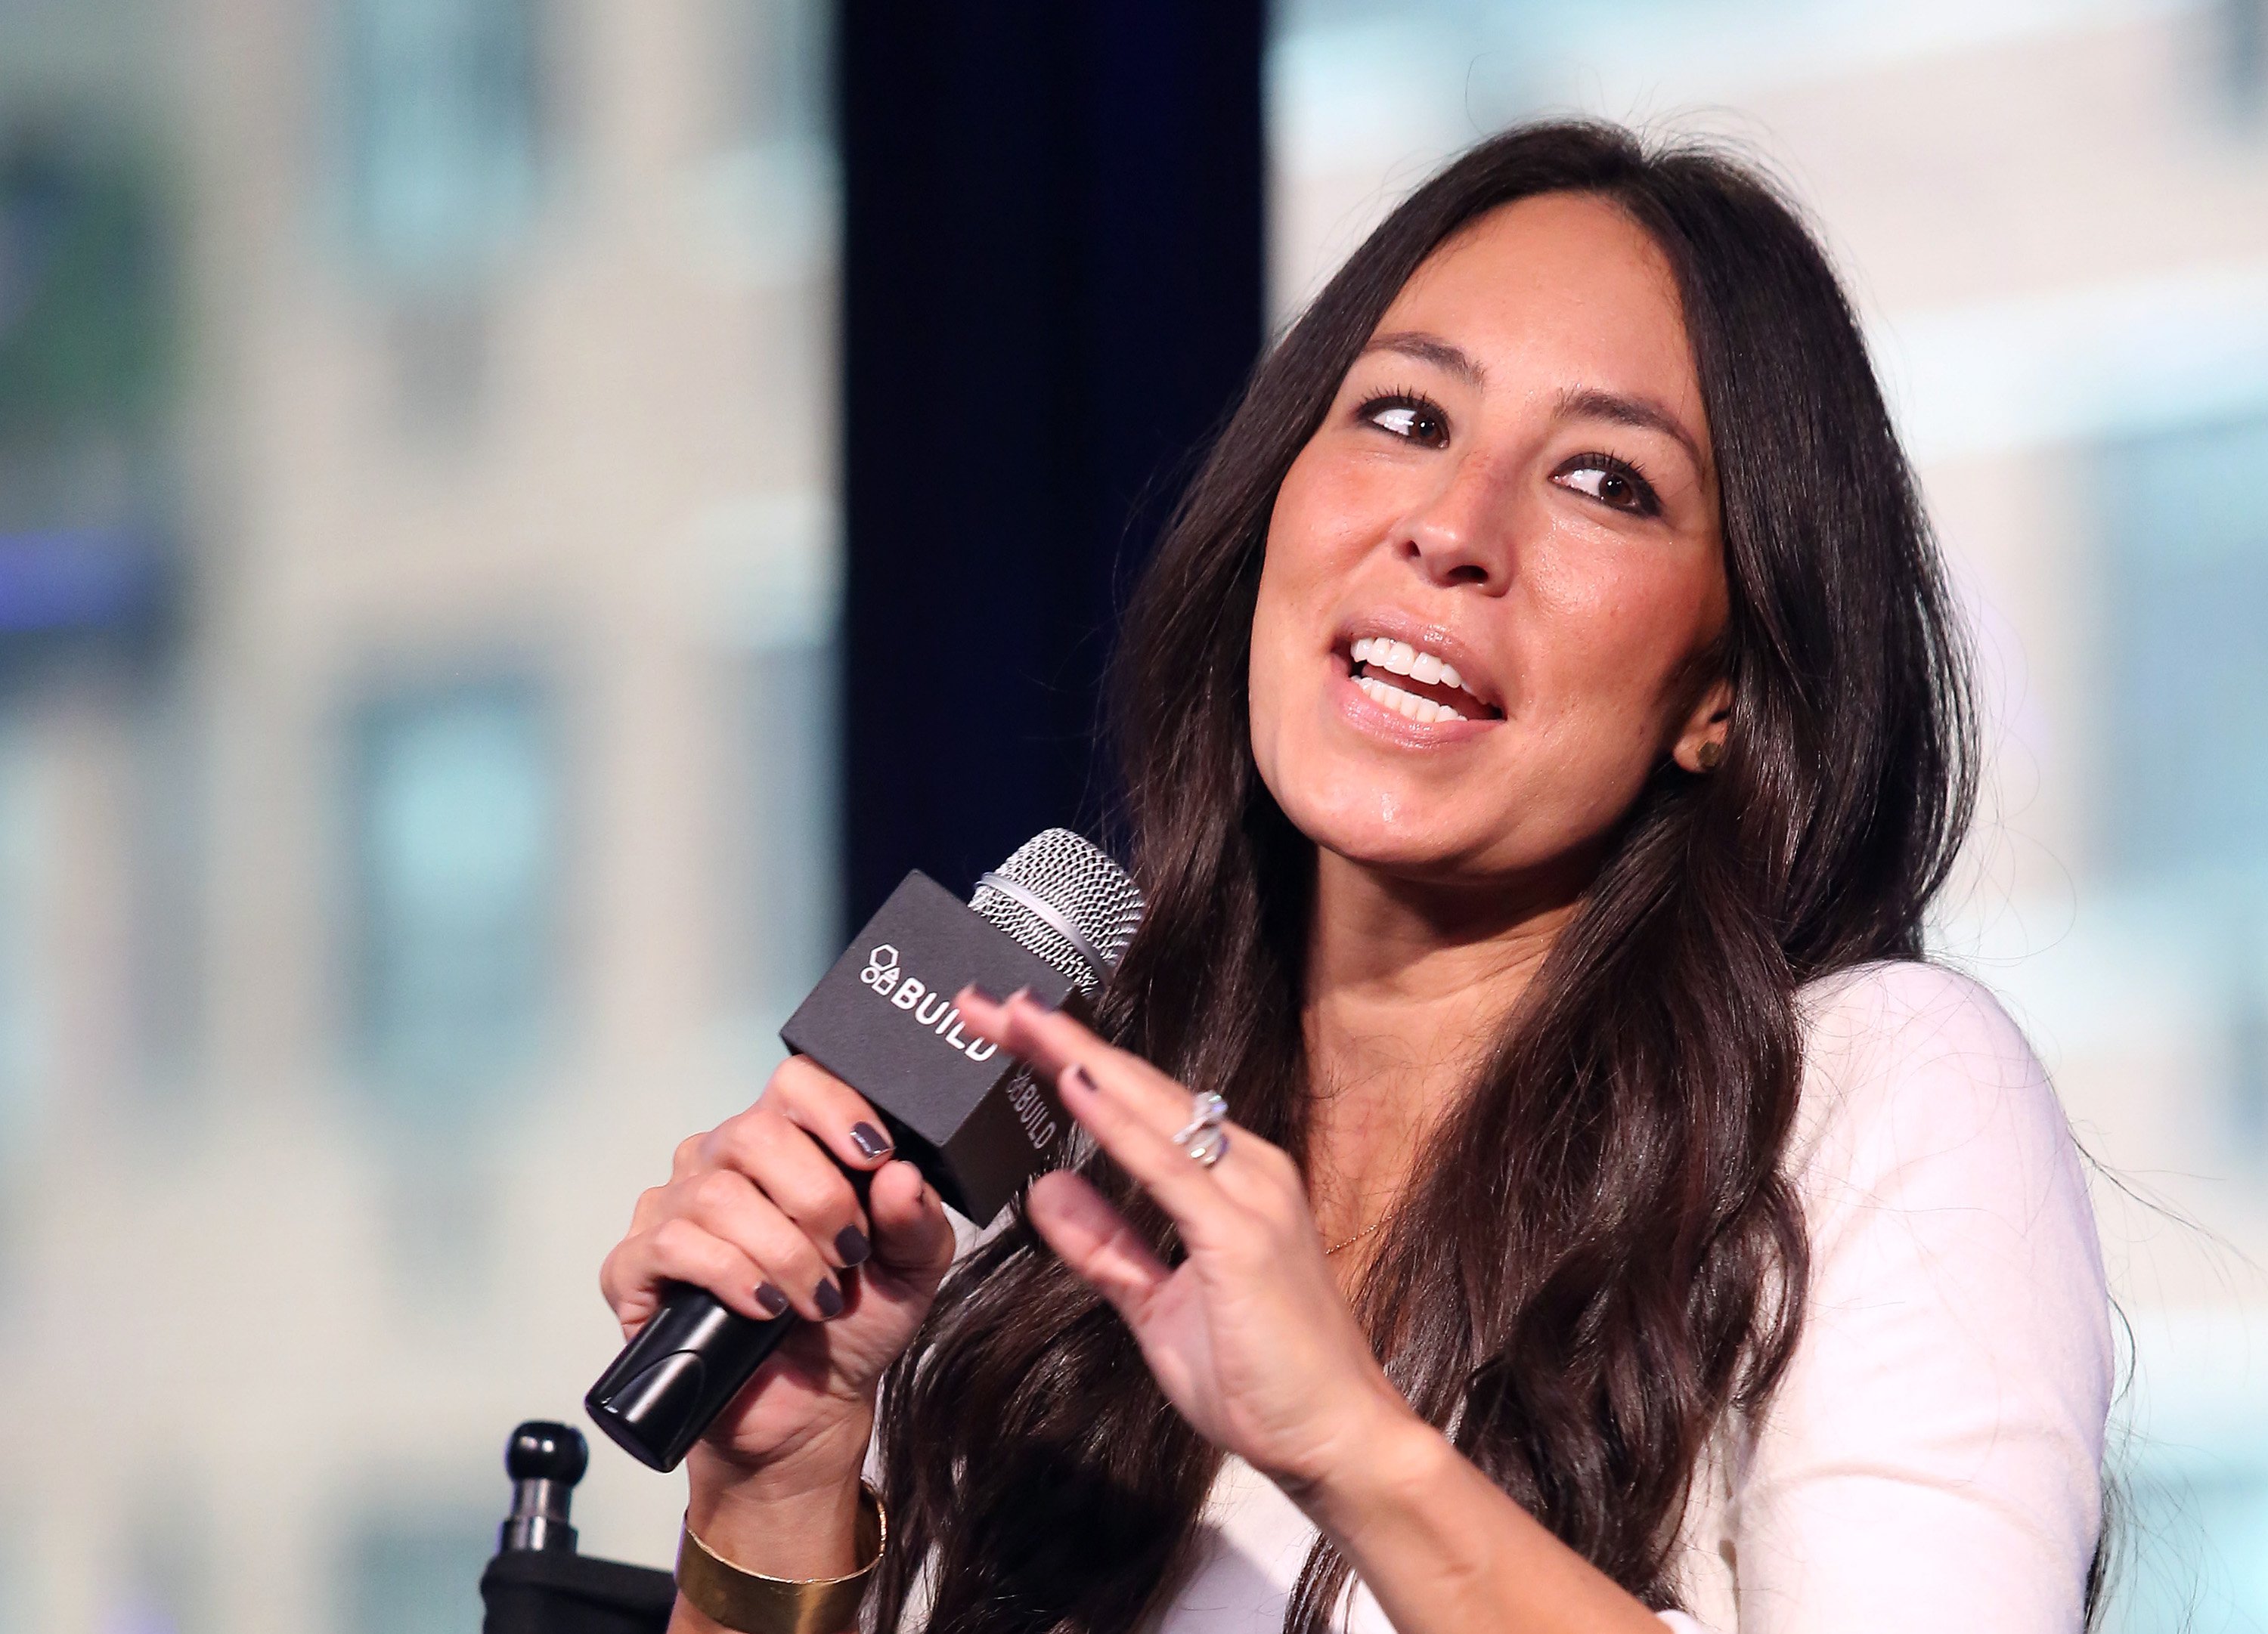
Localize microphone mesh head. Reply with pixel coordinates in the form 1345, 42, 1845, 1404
970, 828, 1145, 995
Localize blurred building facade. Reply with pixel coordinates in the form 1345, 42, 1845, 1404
2, 0, 2266, 1629
0, 2, 841, 1629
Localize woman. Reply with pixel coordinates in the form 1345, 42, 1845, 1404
602, 122, 2112, 1633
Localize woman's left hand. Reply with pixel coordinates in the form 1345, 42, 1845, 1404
956, 986, 1418, 1494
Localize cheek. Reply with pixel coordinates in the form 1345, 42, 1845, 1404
1247, 458, 1356, 728
1246, 594, 1291, 775
1267, 432, 1410, 581
1246, 558, 1314, 792
1520, 544, 1722, 744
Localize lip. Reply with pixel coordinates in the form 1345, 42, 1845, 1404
1334, 670, 1498, 745
1328, 610, 1503, 744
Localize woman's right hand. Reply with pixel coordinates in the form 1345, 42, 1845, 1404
599, 1055, 958, 1509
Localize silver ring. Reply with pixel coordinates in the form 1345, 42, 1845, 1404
1170, 1091, 1227, 1148
1185, 1125, 1229, 1168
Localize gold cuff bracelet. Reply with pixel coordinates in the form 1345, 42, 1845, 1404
675, 1481, 887, 1634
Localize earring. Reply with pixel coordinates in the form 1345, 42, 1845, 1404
1695, 739, 1724, 772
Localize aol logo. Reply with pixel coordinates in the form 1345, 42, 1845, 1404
862, 944, 902, 998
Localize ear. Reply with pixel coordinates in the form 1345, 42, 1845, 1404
1671, 677, 1733, 775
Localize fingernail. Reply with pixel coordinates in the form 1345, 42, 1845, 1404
754, 1283, 791, 1318
1060, 1061, 1098, 1096
962, 983, 1005, 1004
834, 1224, 872, 1267
813, 1278, 845, 1319
850, 1122, 892, 1159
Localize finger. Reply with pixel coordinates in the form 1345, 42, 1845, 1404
863, 1158, 956, 1285
959, 986, 1269, 1232
1026, 1170, 1170, 1320
601, 1215, 773, 1332
959, 989, 1308, 1214
956, 987, 1192, 1129
676, 1166, 850, 1319
677, 1167, 849, 1321
763, 1054, 900, 1171
704, 1103, 874, 1271
1049, 1056, 1256, 1249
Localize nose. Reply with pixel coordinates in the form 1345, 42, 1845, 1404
1393, 451, 1516, 592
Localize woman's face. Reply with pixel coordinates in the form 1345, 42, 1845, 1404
1249, 191, 1729, 890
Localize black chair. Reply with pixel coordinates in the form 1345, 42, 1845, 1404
479, 1422, 674, 1634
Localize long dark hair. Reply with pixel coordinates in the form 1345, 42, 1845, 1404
874, 119, 1977, 1633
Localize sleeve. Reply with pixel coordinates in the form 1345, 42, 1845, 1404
1721, 964, 2113, 1634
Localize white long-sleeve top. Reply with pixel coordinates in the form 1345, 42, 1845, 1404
1154, 961, 2115, 1634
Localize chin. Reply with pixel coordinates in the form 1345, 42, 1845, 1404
1274, 778, 1489, 879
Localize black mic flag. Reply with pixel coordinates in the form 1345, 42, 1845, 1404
585, 831, 1143, 1472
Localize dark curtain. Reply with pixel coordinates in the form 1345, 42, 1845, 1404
838, 1, 1266, 917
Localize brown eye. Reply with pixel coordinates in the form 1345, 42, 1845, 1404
1554, 455, 1660, 517
1365, 398, 1449, 448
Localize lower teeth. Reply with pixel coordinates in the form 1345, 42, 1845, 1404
1356, 671, 1462, 723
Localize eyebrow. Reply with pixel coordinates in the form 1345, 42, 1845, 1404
1554, 385, 1709, 475
1361, 330, 1485, 386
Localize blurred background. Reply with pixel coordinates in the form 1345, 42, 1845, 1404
0, 0, 2263, 1629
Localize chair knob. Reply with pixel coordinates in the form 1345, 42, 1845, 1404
507, 1421, 590, 1484
500, 1421, 587, 1552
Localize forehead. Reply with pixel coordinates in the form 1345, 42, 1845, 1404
1374, 193, 1699, 406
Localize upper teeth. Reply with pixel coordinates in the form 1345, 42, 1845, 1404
1351, 635, 1464, 692
1349, 636, 1474, 724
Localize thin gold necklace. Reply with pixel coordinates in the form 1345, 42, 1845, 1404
1324, 1217, 1391, 1256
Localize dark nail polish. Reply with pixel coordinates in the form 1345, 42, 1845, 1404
754, 1283, 791, 1318
813, 1278, 845, 1319
1061, 1061, 1098, 1096
962, 982, 1005, 1004
850, 1122, 892, 1159
835, 1224, 872, 1267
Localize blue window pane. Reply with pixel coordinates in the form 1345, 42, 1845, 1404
342, 1511, 490, 1634
742, 0, 830, 144
2112, 1465, 2268, 1631
745, 639, 840, 1020
342, 0, 538, 285
350, 679, 557, 1113
2099, 411, 2268, 884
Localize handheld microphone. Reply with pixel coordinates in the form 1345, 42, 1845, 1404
584, 828, 1145, 1472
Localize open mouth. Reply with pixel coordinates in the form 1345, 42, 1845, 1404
1346, 636, 1503, 724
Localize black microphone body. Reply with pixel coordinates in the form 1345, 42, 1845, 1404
587, 858, 1129, 1472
